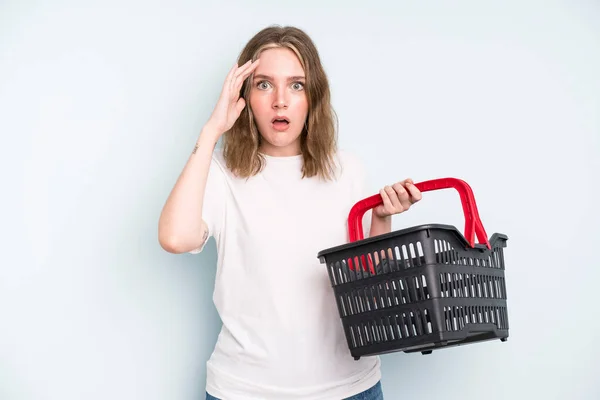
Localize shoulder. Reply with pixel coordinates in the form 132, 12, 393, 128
203, 147, 234, 190
211, 146, 226, 167
209, 147, 232, 177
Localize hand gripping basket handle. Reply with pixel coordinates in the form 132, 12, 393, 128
348, 178, 491, 249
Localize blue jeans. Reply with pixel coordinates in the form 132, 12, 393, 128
206, 380, 383, 400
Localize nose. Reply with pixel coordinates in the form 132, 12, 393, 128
272, 88, 288, 109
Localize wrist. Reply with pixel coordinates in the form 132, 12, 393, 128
372, 212, 391, 222
199, 124, 222, 145
370, 212, 392, 237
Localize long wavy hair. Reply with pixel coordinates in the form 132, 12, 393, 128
222, 25, 338, 180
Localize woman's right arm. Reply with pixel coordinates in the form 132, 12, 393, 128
158, 59, 260, 253
158, 126, 221, 253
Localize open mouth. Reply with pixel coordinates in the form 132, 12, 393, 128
271, 117, 290, 124
271, 116, 290, 131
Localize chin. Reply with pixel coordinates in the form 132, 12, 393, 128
261, 131, 303, 153
263, 129, 302, 144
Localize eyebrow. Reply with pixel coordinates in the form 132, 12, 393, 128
252, 74, 306, 81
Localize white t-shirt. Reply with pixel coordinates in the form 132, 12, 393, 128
191, 148, 380, 400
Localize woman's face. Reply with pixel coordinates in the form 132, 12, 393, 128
249, 47, 308, 157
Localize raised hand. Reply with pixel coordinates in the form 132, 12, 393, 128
206, 59, 260, 135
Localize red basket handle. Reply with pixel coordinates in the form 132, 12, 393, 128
348, 178, 491, 249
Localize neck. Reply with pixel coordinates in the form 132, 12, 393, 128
259, 142, 302, 157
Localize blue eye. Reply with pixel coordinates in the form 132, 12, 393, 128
292, 82, 305, 90
257, 81, 271, 90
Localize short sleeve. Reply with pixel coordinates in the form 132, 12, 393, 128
188, 155, 227, 254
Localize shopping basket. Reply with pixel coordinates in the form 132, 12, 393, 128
317, 178, 509, 359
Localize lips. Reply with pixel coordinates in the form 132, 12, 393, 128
271, 116, 290, 132
271, 116, 290, 124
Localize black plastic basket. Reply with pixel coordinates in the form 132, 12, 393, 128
317, 178, 509, 359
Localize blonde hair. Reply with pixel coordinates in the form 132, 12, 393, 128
222, 25, 338, 180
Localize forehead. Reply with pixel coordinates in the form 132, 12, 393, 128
254, 47, 305, 77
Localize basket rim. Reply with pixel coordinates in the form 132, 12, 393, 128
317, 223, 508, 259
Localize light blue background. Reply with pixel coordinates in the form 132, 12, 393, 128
1, 1, 599, 399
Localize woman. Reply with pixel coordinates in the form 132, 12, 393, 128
158, 25, 421, 400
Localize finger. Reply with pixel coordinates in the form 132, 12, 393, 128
405, 181, 422, 203
392, 182, 411, 209
384, 186, 403, 212
243, 59, 260, 79
233, 60, 260, 92
229, 60, 253, 92
234, 59, 260, 90
233, 59, 256, 80
385, 186, 404, 214
226, 62, 238, 81
379, 188, 393, 215
218, 63, 241, 107
230, 60, 260, 98
234, 97, 246, 115
219, 63, 239, 97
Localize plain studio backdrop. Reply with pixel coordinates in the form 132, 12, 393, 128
1, 0, 598, 399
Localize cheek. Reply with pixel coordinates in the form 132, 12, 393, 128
249, 93, 270, 119
288, 91, 307, 109
295, 96, 309, 117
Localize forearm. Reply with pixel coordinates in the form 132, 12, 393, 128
369, 213, 392, 238
158, 125, 220, 253
368, 214, 395, 264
